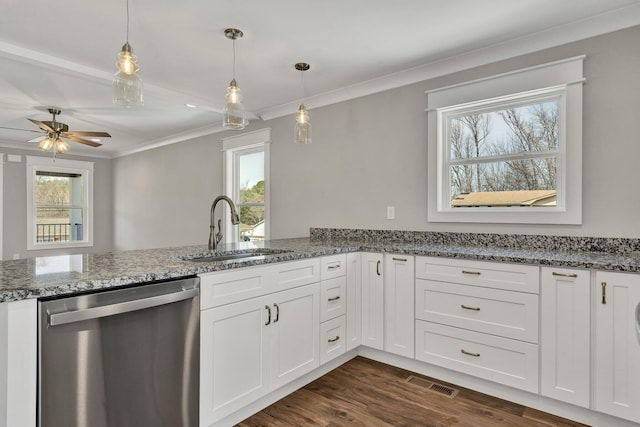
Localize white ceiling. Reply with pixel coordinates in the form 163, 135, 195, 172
1, 0, 639, 158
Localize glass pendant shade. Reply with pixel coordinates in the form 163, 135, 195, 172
294, 104, 312, 144
39, 135, 54, 151
55, 138, 70, 154
223, 78, 246, 130
113, 42, 143, 106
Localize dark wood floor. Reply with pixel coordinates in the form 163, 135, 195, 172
237, 356, 589, 427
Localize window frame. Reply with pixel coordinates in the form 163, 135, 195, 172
221, 128, 271, 244
26, 156, 94, 250
426, 56, 584, 224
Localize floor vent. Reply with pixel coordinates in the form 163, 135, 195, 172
405, 375, 459, 399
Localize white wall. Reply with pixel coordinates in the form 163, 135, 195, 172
112, 25, 640, 250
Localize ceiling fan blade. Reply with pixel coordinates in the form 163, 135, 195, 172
28, 135, 46, 143
65, 131, 112, 138
64, 135, 102, 147
28, 118, 55, 133
0, 125, 45, 134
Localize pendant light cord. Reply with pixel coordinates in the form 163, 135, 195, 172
126, 0, 130, 42
232, 38, 236, 79
300, 69, 304, 102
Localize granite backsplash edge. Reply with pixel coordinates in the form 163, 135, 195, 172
309, 228, 640, 254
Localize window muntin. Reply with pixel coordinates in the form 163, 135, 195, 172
26, 157, 94, 250
443, 92, 561, 208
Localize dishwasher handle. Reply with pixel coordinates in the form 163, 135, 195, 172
48, 288, 199, 326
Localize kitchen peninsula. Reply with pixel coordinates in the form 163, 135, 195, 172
2, 229, 640, 427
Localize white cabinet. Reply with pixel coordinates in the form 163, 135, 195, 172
319, 254, 347, 364
345, 252, 362, 351
361, 252, 384, 350
384, 254, 414, 358
0, 299, 37, 427
199, 258, 321, 426
594, 271, 640, 424
414, 256, 540, 393
200, 283, 319, 426
540, 267, 590, 408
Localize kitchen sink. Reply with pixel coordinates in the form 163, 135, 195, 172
178, 248, 293, 263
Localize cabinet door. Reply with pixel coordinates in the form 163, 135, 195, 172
200, 297, 270, 426
346, 252, 362, 351
540, 267, 590, 408
270, 283, 320, 390
384, 254, 415, 358
594, 271, 640, 423
361, 253, 384, 350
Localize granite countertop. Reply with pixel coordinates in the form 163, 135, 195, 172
2, 235, 640, 303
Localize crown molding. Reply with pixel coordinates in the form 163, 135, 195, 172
259, 3, 640, 121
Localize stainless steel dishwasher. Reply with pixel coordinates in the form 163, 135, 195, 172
38, 277, 200, 427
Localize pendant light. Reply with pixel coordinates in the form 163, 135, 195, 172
223, 28, 247, 130
113, 0, 143, 106
294, 62, 311, 144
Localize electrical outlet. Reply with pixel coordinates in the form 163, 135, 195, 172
387, 206, 395, 220
13, 253, 20, 260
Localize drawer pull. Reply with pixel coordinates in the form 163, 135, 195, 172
461, 349, 480, 357
461, 304, 480, 312
327, 264, 341, 270
265, 305, 272, 326
273, 303, 280, 323
392, 257, 408, 262
462, 270, 481, 276
328, 336, 340, 343
328, 296, 341, 302
601, 282, 607, 305
552, 272, 578, 278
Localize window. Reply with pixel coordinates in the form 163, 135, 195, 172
427, 56, 584, 224
26, 156, 94, 250
222, 128, 270, 243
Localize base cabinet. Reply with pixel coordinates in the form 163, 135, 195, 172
384, 254, 414, 358
345, 253, 362, 351
361, 253, 384, 350
594, 271, 640, 423
200, 283, 319, 426
540, 267, 590, 408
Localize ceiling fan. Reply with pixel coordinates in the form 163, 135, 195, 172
0, 108, 111, 155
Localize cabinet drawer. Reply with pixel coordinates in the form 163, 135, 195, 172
321, 254, 347, 280
415, 256, 539, 294
271, 258, 321, 293
415, 321, 539, 393
320, 276, 346, 322
416, 279, 539, 343
200, 265, 271, 309
320, 316, 346, 365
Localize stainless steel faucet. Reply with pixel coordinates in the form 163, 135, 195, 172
209, 195, 240, 251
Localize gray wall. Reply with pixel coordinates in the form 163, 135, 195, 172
112, 134, 223, 251
2, 149, 113, 259
106, 25, 640, 250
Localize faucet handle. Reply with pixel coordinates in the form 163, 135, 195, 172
215, 219, 223, 245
